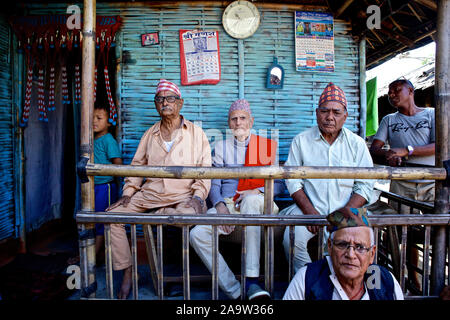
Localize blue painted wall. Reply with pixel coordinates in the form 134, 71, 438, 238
0, 14, 15, 240
18, 2, 362, 233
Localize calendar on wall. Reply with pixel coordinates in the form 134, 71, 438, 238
179, 30, 221, 85
295, 11, 335, 73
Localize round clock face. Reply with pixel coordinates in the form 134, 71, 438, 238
222, 1, 261, 39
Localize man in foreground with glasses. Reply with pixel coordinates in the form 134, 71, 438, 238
279, 82, 374, 273
106, 79, 211, 299
283, 208, 403, 300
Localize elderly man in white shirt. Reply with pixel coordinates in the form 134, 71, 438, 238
280, 82, 374, 273
283, 207, 403, 300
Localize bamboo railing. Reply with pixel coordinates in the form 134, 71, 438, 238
76, 164, 450, 300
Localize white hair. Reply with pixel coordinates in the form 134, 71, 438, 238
330, 227, 375, 247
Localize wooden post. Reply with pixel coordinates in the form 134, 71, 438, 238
79, 0, 96, 298
359, 37, 367, 139
264, 179, 275, 296
431, 0, 450, 296
238, 39, 244, 99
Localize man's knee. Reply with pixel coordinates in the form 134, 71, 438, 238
240, 194, 264, 214
283, 226, 310, 249
190, 225, 211, 245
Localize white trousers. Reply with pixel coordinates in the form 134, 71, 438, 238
190, 194, 278, 299
279, 203, 329, 273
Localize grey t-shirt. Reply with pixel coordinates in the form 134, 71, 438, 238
373, 107, 435, 166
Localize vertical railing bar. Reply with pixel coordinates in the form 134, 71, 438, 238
131, 224, 139, 300
79, 225, 90, 299
288, 225, 295, 281
400, 225, 408, 292
318, 227, 324, 260
104, 224, 114, 299
241, 226, 247, 300
374, 227, 379, 264
264, 179, 275, 297
264, 225, 274, 296
212, 225, 219, 300
448, 228, 450, 286
157, 225, 164, 299
423, 225, 431, 296
182, 226, 190, 300
143, 225, 159, 297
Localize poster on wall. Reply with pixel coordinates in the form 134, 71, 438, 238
179, 29, 221, 85
295, 11, 334, 72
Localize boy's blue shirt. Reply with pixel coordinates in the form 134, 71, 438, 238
94, 133, 121, 185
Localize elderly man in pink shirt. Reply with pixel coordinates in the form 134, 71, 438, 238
106, 79, 211, 299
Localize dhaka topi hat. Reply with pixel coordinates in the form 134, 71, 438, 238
327, 207, 370, 233
318, 82, 347, 110
156, 79, 181, 98
229, 99, 252, 117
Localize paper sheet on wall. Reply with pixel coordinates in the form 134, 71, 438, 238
295, 11, 335, 73
179, 30, 221, 85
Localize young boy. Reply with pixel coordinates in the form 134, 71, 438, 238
93, 105, 122, 259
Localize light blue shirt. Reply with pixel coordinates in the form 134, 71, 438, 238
284, 126, 374, 215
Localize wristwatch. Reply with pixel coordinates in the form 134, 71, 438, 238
193, 195, 205, 207
407, 145, 414, 156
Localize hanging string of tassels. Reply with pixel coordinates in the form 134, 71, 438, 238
37, 36, 48, 122
9, 15, 122, 126
20, 39, 34, 127
103, 33, 117, 125
72, 31, 82, 104
94, 32, 105, 104
47, 32, 58, 111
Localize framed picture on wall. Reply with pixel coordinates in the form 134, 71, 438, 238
141, 32, 159, 46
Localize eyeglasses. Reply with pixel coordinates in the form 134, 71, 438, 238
332, 240, 372, 254
154, 96, 180, 103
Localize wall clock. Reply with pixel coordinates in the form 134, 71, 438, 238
222, 1, 261, 39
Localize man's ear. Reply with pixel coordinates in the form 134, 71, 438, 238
369, 245, 376, 264
327, 238, 332, 254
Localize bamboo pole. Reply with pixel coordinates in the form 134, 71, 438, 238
131, 225, 139, 300
104, 224, 113, 299
264, 179, 275, 296
359, 37, 367, 139
85, 163, 447, 181
240, 226, 247, 300
288, 226, 295, 281
79, 0, 96, 299
431, 0, 450, 296
211, 225, 219, 300
157, 225, 164, 299
423, 226, 431, 296
182, 226, 190, 300
77, 212, 450, 227
105, 1, 327, 11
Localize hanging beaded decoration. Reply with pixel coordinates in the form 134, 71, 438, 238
103, 34, 117, 125
47, 33, 58, 111
73, 32, 82, 104
20, 39, 34, 127
10, 15, 122, 127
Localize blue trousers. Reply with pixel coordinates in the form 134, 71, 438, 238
95, 182, 118, 236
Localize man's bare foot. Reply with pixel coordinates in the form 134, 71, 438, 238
118, 266, 132, 299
